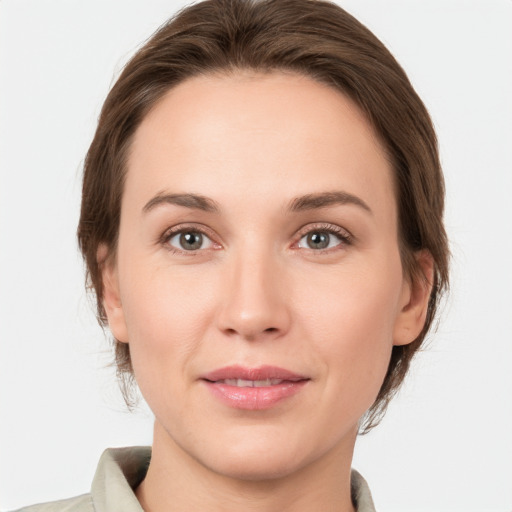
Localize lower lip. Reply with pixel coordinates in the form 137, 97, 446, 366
203, 380, 309, 410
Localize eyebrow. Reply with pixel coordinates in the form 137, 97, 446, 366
288, 191, 372, 214
143, 192, 220, 213
142, 190, 372, 215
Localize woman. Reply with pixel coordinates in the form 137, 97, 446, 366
14, 0, 448, 510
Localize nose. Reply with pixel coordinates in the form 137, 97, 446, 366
216, 247, 291, 342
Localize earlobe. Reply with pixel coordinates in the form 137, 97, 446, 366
97, 244, 129, 343
393, 250, 435, 346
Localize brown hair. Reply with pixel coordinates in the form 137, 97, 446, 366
77, 0, 449, 432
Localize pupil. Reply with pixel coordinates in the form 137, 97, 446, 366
180, 232, 202, 250
308, 232, 329, 249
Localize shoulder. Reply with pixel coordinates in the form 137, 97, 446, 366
10, 494, 93, 512
9, 446, 150, 512
351, 469, 377, 512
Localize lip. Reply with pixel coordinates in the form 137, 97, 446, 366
201, 365, 310, 410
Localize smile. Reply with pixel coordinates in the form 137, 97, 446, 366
219, 378, 286, 387
201, 365, 310, 410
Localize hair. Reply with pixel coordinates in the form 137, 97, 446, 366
77, 0, 449, 432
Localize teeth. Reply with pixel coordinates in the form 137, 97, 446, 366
222, 378, 283, 387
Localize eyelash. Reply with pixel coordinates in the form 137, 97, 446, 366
160, 224, 219, 255
295, 223, 353, 253
159, 222, 353, 255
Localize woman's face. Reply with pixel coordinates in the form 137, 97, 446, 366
103, 71, 426, 480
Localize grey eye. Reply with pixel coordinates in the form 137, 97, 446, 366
298, 231, 342, 250
168, 231, 212, 251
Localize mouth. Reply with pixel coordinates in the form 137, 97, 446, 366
215, 378, 293, 387
201, 365, 310, 410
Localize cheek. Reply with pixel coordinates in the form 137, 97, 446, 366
294, 256, 403, 399
118, 262, 219, 387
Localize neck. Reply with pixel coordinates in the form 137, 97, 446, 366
136, 421, 357, 512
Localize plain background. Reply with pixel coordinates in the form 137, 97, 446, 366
1, 1, 511, 511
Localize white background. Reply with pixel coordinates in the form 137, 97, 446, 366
1, 1, 511, 511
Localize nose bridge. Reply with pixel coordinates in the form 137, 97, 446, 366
217, 239, 290, 340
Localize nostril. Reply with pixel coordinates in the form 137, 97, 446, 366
224, 326, 279, 338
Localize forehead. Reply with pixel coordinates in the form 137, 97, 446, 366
125, 71, 394, 216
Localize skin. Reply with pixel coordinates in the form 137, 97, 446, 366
100, 71, 433, 512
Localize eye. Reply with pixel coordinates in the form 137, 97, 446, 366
166, 229, 214, 251
297, 226, 351, 251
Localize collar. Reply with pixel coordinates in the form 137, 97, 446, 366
91, 447, 376, 511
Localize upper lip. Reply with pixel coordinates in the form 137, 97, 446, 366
201, 365, 308, 382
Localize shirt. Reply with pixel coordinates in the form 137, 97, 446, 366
14, 446, 376, 511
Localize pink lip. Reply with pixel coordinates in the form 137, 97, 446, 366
201, 365, 310, 410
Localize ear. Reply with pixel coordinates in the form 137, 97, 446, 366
393, 250, 434, 346
97, 244, 129, 343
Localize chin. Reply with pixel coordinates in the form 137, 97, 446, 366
193, 427, 321, 482
208, 450, 307, 482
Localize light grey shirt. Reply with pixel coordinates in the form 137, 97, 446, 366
14, 446, 376, 511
